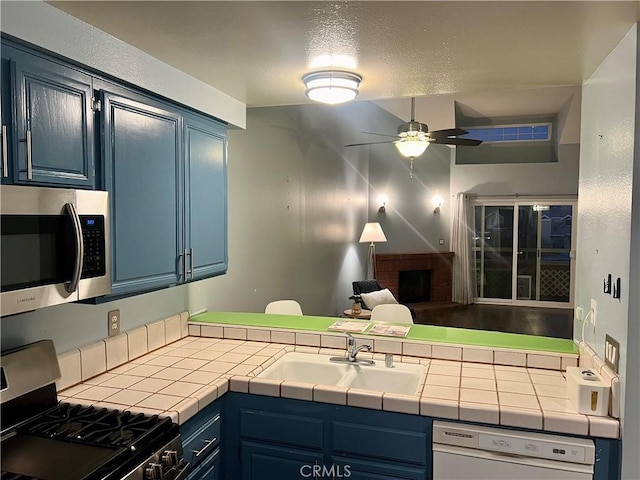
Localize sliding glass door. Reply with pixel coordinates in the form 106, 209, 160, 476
475, 205, 514, 300
474, 200, 575, 307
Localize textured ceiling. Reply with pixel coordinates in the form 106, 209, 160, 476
49, 1, 639, 108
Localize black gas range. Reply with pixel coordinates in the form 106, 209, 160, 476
1, 340, 189, 480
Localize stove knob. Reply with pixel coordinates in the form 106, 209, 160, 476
144, 463, 164, 480
161, 450, 179, 467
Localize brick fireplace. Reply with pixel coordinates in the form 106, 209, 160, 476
375, 252, 454, 303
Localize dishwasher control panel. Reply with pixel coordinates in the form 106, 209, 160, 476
433, 421, 595, 465
478, 432, 588, 463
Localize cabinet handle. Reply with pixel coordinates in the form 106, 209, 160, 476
189, 247, 194, 279
26, 129, 33, 179
1, 125, 7, 178
192, 437, 217, 458
182, 249, 188, 281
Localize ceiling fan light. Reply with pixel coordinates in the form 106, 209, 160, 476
394, 137, 430, 157
303, 71, 362, 105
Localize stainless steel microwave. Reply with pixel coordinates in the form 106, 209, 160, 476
1, 185, 111, 316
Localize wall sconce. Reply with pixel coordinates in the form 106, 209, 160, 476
377, 194, 388, 213
432, 195, 443, 214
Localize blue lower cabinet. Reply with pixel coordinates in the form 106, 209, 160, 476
225, 393, 432, 480
332, 420, 429, 466
205, 393, 619, 480
187, 445, 220, 480
241, 441, 324, 480
239, 408, 324, 449
181, 400, 223, 480
332, 456, 427, 480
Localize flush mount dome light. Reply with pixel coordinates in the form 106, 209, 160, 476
302, 71, 362, 105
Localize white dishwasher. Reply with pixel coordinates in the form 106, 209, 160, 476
433, 421, 595, 480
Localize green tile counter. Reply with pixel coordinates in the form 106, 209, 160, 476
189, 311, 578, 355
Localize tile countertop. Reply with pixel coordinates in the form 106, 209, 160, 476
58, 336, 619, 439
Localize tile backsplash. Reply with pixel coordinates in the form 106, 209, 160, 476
57, 312, 188, 391
189, 322, 579, 373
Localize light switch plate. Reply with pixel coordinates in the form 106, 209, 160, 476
108, 309, 121, 337
605, 334, 620, 373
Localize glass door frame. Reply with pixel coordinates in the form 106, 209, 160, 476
473, 197, 577, 309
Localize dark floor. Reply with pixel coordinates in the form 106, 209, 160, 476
410, 302, 573, 339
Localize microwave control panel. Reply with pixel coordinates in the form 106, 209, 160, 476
80, 215, 106, 278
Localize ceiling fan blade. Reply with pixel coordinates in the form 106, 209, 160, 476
429, 128, 469, 138
433, 137, 483, 146
344, 140, 396, 148
361, 131, 398, 138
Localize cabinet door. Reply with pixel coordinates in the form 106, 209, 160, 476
332, 456, 427, 480
12, 50, 94, 187
184, 114, 227, 280
241, 441, 324, 480
101, 90, 183, 295
187, 445, 220, 480
182, 410, 221, 470
1, 53, 10, 183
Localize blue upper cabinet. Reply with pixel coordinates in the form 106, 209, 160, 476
0, 38, 229, 298
99, 85, 228, 297
1, 54, 10, 183
4, 43, 95, 188
101, 88, 183, 295
184, 114, 228, 280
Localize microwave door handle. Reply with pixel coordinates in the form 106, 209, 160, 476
64, 202, 84, 294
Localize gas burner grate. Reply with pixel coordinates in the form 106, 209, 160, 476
25, 403, 169, 449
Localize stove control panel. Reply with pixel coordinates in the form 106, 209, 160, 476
136, 436, 187, 480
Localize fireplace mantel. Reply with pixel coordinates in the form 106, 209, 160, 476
375, 252, 454, 303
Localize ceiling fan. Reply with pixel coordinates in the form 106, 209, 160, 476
345, 97, 482, 176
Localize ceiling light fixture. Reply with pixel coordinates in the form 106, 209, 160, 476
302, 71, 362, 105
394, 121, 431, 158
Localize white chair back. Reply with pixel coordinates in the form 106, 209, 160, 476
370, 304, 414, 324
265, 300, 303, 316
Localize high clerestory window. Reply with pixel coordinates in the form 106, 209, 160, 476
462, 123, 551, 143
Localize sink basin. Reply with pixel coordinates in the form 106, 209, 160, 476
258, 352, 351, 384
258, 352, 425, 395
340, 366, 425, 395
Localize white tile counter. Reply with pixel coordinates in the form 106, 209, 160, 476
59, 335, 620, 439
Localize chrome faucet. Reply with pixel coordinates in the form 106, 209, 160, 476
347, 333, 371, 362
330, 333, 374, 365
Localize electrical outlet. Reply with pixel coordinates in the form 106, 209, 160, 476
575, 306, 583, 322
439, 239, 445, 245
108, 309, 120, 337
605, 334, 620, 373
590, 299, 597, 326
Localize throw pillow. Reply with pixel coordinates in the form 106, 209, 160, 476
360, 288, 398, 310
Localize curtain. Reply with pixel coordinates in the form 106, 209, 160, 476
452, 192, 476, 304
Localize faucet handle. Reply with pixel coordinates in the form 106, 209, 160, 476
346, 332, 355, 346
